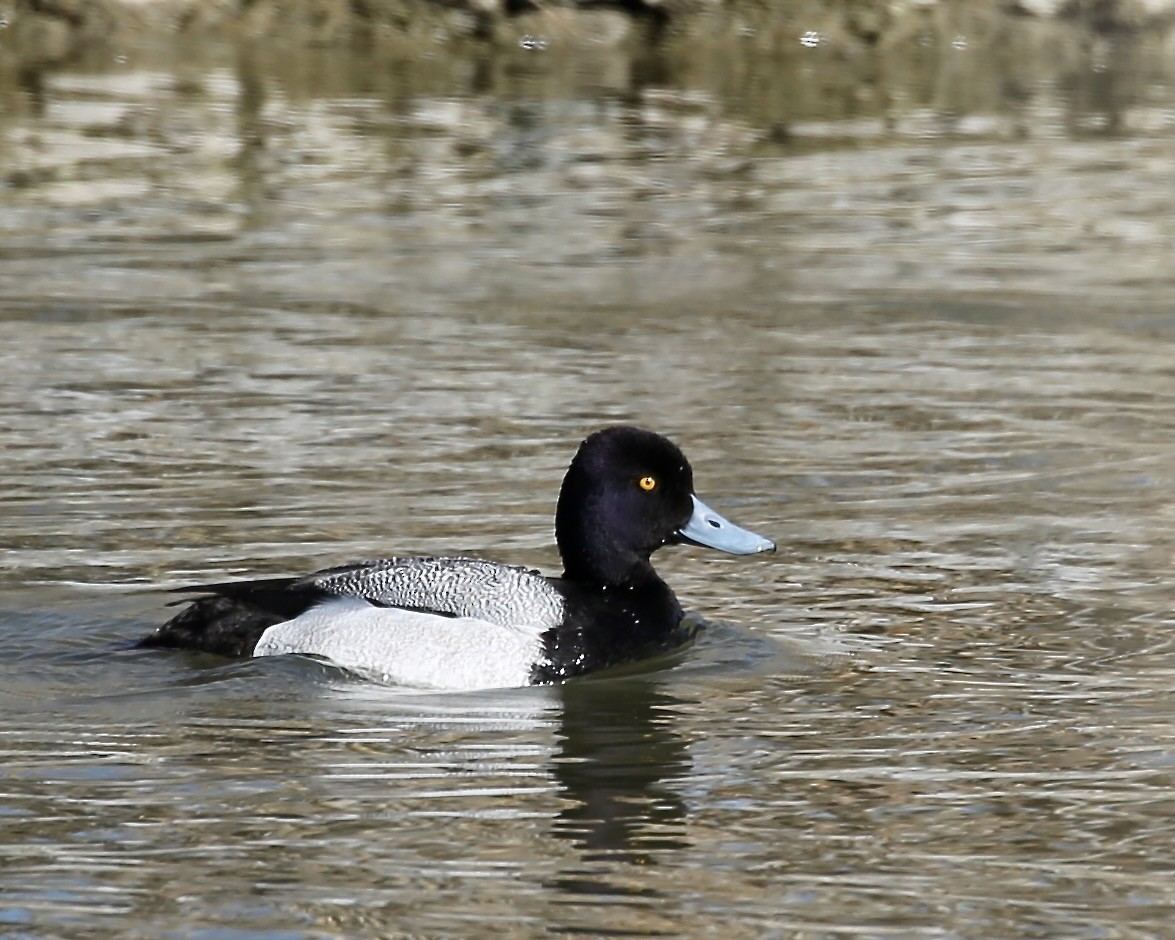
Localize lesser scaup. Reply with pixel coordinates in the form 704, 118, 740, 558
138, 426, 775, 689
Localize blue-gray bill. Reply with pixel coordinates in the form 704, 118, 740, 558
677, 495, 776, 555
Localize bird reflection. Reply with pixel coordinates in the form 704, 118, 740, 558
550, 671, 692, 865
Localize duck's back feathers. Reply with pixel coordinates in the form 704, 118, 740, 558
296, 556, 565, 629
138, 556, 566, 660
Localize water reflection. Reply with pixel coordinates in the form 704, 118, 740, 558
551, 673, 692, 865
543, 672, 693, 934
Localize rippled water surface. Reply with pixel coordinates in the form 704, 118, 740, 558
1, 15, 1173, 939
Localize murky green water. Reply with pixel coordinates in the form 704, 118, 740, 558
1, 10, 1172, 938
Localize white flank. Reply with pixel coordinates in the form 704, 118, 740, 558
254, 597, 545, 691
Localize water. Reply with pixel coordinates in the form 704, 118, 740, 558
1, 10, 1173, 938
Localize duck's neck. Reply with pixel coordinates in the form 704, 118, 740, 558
559, 537, 658, 587
555, 486, 659, 587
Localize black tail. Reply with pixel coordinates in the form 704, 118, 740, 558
137, 577, 328, 658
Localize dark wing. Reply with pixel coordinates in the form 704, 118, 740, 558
137, 577, 331, 657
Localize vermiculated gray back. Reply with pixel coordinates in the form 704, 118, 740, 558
300, 556, 565, 632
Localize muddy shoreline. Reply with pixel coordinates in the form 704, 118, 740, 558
2, 0, 1171, 314
3, 0, 1173, 73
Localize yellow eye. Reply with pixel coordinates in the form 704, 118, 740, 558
638, 475, 657, 492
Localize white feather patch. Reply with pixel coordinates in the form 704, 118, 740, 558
254, 596, 544, 691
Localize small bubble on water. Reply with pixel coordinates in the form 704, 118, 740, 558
917, 33, 933, 47
951, 35, 968, 50
519, 34, 548, 51
115, 54, 128, 64
0, 16, 9, 29
799, 30, 821, 48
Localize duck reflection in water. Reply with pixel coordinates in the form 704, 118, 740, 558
550, 669, 692, 865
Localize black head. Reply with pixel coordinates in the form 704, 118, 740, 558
554, 426, 696, 586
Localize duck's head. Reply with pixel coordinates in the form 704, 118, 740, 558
555, 426, 775, 585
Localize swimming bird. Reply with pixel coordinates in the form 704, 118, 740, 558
137, 426, 775, 690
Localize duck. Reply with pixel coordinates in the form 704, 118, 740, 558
137, 426, 775, 690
